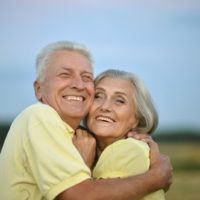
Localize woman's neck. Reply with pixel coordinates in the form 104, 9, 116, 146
96, 138, 114, 157
96, 135, 126, 158
97, 142, 107, 157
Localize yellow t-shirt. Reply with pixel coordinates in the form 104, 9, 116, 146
93, 138, 165, 200
0, 103, 91, 200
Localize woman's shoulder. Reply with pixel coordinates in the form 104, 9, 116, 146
95, 138, 150, 168
93, 138, 150, 178
111, 138, 149, 152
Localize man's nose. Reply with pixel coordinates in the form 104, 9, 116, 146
71, 75, 84, 89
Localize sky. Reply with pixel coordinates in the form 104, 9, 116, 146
0, 0, 200, 132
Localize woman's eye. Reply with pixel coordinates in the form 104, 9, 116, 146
94, 94, 101, 99
94, 93, 104, 99
116, 99, 125, 104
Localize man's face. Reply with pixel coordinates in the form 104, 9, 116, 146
34, 50, 94, 129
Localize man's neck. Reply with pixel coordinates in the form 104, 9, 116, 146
63, 117, 81, 130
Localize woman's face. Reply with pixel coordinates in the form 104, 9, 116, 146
87, 77, 138, 145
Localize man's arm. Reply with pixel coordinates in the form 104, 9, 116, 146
56, 137, 172, 200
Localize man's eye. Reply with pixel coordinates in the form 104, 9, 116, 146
60, 73, 70, 77
82, 76, 93, 82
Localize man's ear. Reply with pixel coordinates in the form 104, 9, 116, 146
34, 80, 42, 101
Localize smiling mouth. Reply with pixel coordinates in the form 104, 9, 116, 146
96, 116, 115, 123
64, 96, 85, 101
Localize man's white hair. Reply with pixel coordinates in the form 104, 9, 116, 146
35, 41, 93, 83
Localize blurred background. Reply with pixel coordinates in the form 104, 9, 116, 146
0, 0, 200, 199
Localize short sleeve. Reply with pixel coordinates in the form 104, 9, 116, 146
23, 104, 91, 199
93, 138, 150, 178
93, 138, 165, 200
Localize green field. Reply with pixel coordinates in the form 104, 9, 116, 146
166, 171, 200, 200
158, 142, 200, 200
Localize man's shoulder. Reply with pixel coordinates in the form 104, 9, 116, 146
16, 103, 60, 123
23, 103, 56, 115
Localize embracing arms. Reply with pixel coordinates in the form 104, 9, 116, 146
56, 130, 172, 200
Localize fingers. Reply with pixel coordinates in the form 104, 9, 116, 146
127, 131, 152, 141
128, 133, 159, 155
126, 131, 138, 138
73, 129, 96, 145
73, 129, 96, 146
160, 154, 173, 192
75, 129, 86, 137
75, 128, 92, 138
73, 129, 87, 143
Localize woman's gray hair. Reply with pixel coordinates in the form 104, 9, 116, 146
35, 41, 93, 83
94, 69, 158, 134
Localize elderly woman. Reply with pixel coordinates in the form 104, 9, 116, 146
75, 69, 166, 199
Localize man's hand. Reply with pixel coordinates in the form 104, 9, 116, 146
145, 137, 173, 192
127, 131, 173, 192
73, 128, 96, 169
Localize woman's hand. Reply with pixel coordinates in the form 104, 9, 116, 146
73, 128, 96, 169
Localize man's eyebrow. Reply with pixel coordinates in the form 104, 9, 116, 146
60, 67, 93, 75
81, 71, 94, 78
82, 71, 93, 75
60, 66, 71, 71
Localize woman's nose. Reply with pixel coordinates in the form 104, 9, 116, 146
100, 100, 112, 112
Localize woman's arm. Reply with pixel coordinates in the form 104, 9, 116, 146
72, 128, 96, 169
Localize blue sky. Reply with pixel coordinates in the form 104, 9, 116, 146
0, 0, 200, 131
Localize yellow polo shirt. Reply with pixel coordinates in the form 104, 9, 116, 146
93, 138, 165, 200
0, 103, 91, 200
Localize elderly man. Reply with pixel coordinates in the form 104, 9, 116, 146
0, 41, 172, 200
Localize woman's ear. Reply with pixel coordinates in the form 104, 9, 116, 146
34, 80, 42, 101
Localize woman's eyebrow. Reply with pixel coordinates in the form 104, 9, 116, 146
95, 87, 105, 91
114, 91, 128, 97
